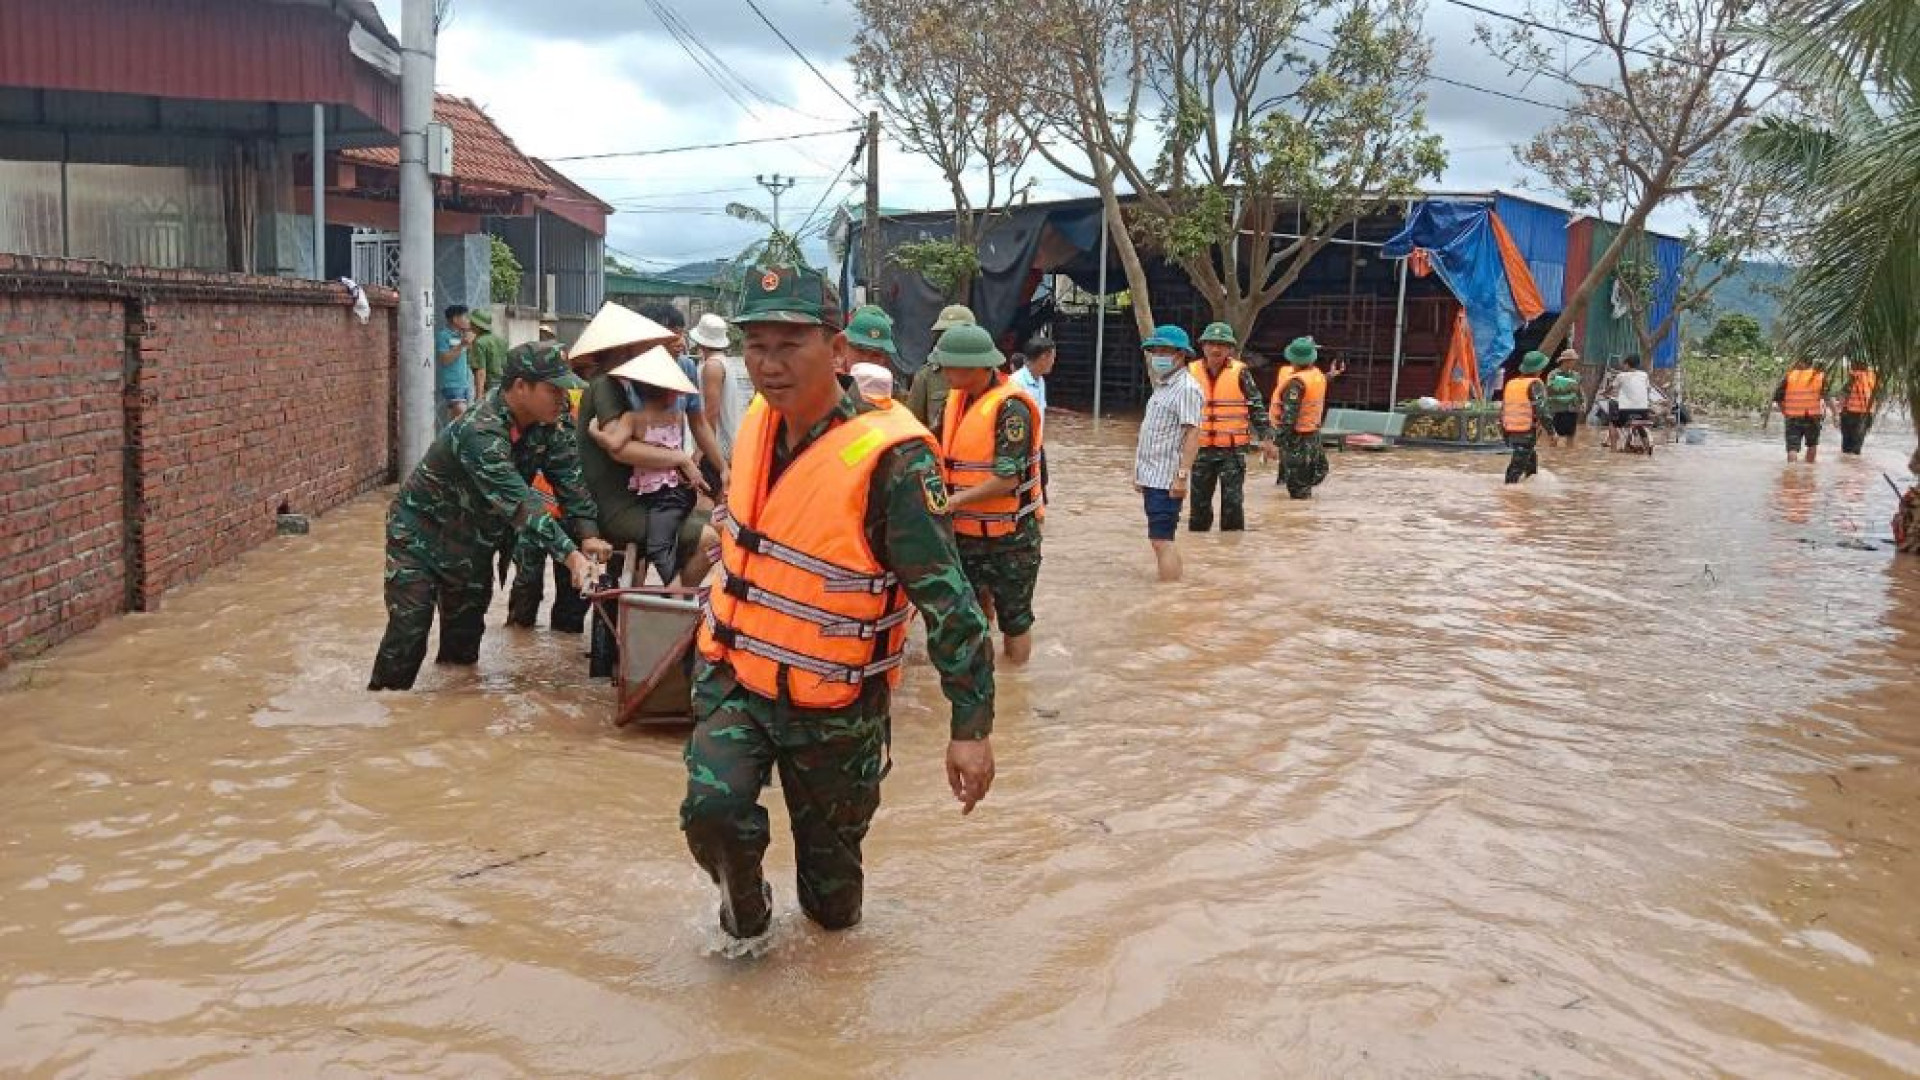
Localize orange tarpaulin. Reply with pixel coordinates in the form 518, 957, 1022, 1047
1490, 214, 1546, 322
1436, 309, 1482, 405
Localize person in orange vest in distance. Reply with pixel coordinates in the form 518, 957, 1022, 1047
1502, 351, 1553, 484
1773, 356, 1831, 463
1833, 356, 1878, 456
1186, 322, 1274, 531
1275, 337, 1332, 499
682, 266, 997, 942
936, 324, 1045, 666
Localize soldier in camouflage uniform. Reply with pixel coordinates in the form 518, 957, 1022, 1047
1502, 351, 1554, 484
368, 344, 611, 690
1187, 322, 1273, 531
506, 364, 592, 632
905, 304, 975, 426
1275, 337, 1332, 499
933, 324, 1045, 666
682, 267, 997, 940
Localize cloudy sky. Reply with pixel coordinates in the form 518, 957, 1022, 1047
368, 0, 1609, 273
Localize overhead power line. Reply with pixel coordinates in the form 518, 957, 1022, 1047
546, 127, 860, 163
1435, 0, 1787, 84
742, 0, 864, 116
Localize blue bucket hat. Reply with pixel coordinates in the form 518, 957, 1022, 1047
1142, 325, 1194, 355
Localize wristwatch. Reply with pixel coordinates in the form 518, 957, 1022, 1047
1175, 469, 1190, 480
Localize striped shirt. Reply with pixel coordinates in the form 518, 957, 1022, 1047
1135, 369, 1204, 488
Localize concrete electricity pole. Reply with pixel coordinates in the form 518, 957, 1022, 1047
396, 0, 438, 472
863, 111, 879, 305
756, 173, 795, 234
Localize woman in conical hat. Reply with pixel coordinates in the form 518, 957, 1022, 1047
584, 343, 707, 586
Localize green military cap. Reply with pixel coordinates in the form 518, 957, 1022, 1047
930, 324, 1004, 369
846, 304, 898, 359
469, 309, 493, 331
504, 341, 586, 390
1199, 321, 1237, 346
931, 304, 976, 333
1519, 350, 1550, 374
732, 265, 844, 328
1285, 336, 1320, 367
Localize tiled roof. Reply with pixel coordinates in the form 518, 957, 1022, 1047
342, 95, 549, 195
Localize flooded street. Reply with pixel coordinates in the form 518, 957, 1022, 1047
1, 415, 1916, 1078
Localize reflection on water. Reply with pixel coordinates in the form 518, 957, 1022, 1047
1, 417, 1915, 1078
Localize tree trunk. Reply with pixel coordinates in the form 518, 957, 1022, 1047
1540, 170, 1674, 354
1097, 183, 1157, 340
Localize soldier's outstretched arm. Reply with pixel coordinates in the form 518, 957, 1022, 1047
871, 441, 995, 743
542, 424, 601, 543
453, 425, 579, 561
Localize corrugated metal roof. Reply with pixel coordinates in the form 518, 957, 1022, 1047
0, 0, 400, 134
341, 95, 549, 196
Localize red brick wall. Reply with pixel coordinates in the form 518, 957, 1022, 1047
0, 256, 398, 664
136, 298, 393, 598
0, 293, 129, 659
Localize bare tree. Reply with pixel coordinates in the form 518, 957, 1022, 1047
1492, 0, 1785, 353
853, 0, 1036, 298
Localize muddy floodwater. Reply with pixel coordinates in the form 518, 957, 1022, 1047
1, 415, 1916, 1078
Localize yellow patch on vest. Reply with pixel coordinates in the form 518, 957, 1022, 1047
839, 428, 887, 465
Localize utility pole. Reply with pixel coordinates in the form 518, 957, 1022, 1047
755, 173, 796, 233
395, 0, 438, 472
863, 111, 879, 305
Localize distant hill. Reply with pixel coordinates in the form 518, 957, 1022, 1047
1700, 260, 1793, 341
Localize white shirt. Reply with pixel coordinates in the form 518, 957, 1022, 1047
1011, 366, 1047, 414
1613, 369, 1651, 411
1135, 369, 1204, 488
711, 355, 755, 461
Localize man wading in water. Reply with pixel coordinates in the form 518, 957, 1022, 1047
682, 267, 997, 941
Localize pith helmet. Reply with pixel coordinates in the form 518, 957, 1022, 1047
1519, 350, 1550, 375
931, 304, 976, 333
930, 324, 1005, 369
1199, 322, 1238, 346
1285, 337, 1320, 366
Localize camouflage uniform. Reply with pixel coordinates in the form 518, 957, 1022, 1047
368, 378, 598, 690
954, 395, 1044, 636
682, 389, 994, 937
1505, 380, 1552, 484
1189, 365, 1270, 532
1277, 378, 1330, 499
507, 389, 591, 632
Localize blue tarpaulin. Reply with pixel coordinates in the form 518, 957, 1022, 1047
1384, 201, 1531, 390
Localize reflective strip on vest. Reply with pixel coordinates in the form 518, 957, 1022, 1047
697, 398, 930, 709
1845, 371, 1876, 413
1190, 359, 1251, 448
1502, 376, 1542, 434
1783, 369, 1825, 418
940, 376, 1045, 539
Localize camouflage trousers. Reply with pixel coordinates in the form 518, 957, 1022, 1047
506, 539, 588, 632
1189, 446, 1247, 531
956, 537, 1042, 636
368, 506, 497, 690
680, 691, 888, 937
1278, 431, 1329, 499
1505, 433, 1539, 484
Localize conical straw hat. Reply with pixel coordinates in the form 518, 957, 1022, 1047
570, 301, 676, 361
608, 345, 698, 394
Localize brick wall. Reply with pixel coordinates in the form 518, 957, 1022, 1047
0, 255, 398, 664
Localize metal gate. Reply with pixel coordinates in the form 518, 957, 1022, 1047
350, 229, 401, 289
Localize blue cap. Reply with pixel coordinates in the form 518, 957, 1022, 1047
1142, 325, 1194, 355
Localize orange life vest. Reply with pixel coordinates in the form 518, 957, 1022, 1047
1189, 359, 1252, 448
1843, 370, 1876, 413
1286, 368, 1328, 434
1268, 368, 1298, 427
531, 474, 561, 519
697, 398, 931, 709
939, 375, 1045, 539
1502, 376, 1543, 434
1782, 368, 1825, 418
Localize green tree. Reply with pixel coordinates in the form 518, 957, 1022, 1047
1740, 0, 1919, 511
1698, 313, 1768, 357
489, 235, 523, 306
